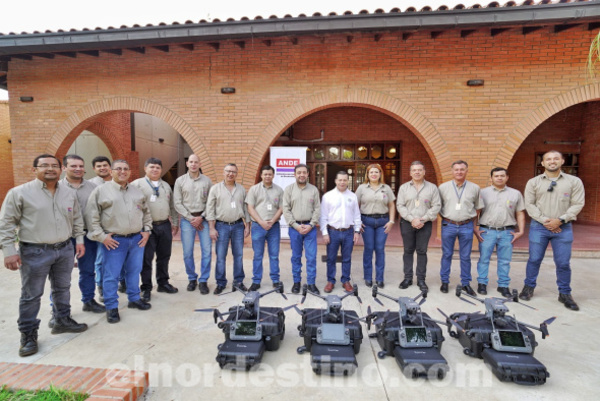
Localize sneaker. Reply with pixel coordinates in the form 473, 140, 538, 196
519, 285, 535, 301
558, 293, 580, 311
51, 315, 88, 334
249, 283, 261, 291
198, 282, 209, 295
19, 330, 38, 357
477, 283, 487, 295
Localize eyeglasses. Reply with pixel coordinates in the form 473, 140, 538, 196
36, 164, 60, 169
224, 170, 238, 175
114, 167, 130, 172
547, 181, 557, 192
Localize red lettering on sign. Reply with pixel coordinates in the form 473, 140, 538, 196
276, 159, 300, 167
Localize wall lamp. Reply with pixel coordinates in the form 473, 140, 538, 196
19, 96, 34, 102
466, 80, 484, 87
221, 87, 236, 94
158, 138, 165, 143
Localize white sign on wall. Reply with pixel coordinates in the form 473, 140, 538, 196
270, 146, 307, 238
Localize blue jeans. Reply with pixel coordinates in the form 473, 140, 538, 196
215, 221, 245, 287
362, 215, 389, 283
95, 242, 123, 286
102, 234, 144, 309
525, 220, 573, 294
74, 237, 98, 303
326, 228, 355, 284
251, 222, 281, 284
289, 226, 317, 285
476, 229, 513, 287
180, 218, 212, 283
440, 220, 474, 286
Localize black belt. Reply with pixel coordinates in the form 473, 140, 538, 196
443, 218, 475, 226
20, 239, 70, 250
216, 218, 243, 225
362, 213, 388, 219
296, 220, 311, 225
479, 224, 516, 231
153, 219, 170, 226
112, 233, 139, 238
190, 211, 204, 217
327, 225, 354, 232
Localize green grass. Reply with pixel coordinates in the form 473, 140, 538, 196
0, 385, 88, 401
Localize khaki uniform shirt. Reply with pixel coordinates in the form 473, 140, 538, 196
206, 182, 249, 223
89, 176, 110, 186
131, 177, 178, 225
438, 180, 483, 221
355, 183, 396, 215
245, 182, 284, 222
85, 180, 152, 242
396, 180, 441, 222
479, 186, 525, 227
59, 178, 97, 230
524, 172, 585, 224
173, 172, 213, 221
0, 179, 84, 257
282, 182, 321, 229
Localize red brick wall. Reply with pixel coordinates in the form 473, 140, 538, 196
579, 102, 600, 223
0, 101, 13, 203
5, 25, 600, 221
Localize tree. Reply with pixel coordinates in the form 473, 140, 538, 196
588, 31, 600, 79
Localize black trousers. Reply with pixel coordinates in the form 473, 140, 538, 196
141, 221, 173, 290
400, 219, 433, 281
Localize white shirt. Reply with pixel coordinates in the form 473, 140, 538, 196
320, 188, 362, 235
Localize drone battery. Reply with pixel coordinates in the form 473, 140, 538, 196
450, 313, 537, 358
374, 312, 445, 357
393, 347, 449, 380
222, 306, 286, 351
299, 308, 363, 353
481, 348, 549, 385
216, 339, 266, 370
310, 344, 358, 376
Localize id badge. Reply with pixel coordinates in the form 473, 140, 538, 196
150, 194, 157, 203
455, 203, 461, 211
415, 200, 420, 207
231, 201, 237, 209
267, 203, 273, 211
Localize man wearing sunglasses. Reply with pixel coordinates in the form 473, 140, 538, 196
519, 150, 585, 311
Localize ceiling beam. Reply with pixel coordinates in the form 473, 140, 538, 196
55, 52, 77, 58
79, 50, 99, 57
491, 28, 510, 36
461, 29, 476, 38
128, 47, 145, 54
153, 45, 169, 52
522, 26, 544, 35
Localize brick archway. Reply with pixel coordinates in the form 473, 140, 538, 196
241, 88, 450, 185
47, 97, 214, 178
55, 121, 125, 161
494, 83, 600, 168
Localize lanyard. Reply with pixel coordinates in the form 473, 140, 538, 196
452, 180, 467, 203
146, 178, 160, 198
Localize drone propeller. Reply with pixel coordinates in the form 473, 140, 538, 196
458, 296, 477, 306
539, 316, 557, 339
292, 305, 303, 316
374, 297, 384, 306
354, 285, 363, 304
437, 308, 464, 333
373, 310, 390, 326
418, 297, 426, 306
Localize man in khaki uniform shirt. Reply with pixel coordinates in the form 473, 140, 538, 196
174, 154, 213, 294
0, 154, 88, 357
520, 151, 585, 311
474, 167, 525, 297
282, 163, 321, 294
246, 165, 284, 291
86, 159, 152, 324
438, 160, 483, 295
396, 161, 441, 292
131, 157, 179, 302
206, 163, 250, 294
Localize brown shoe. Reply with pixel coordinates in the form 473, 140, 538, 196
342, 281, 354, 292
324, 282, 334, 293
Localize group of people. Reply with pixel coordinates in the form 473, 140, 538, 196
0, 150, 584, 358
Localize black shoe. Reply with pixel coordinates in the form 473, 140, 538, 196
106, 308, 120, 324
307, 284, 320, 295
118, 280, 127, 293
214, 285, 226, 295
198, 282, 209, 295
128, 299, 152, 310
157, 283, 179, 294
558, 293, 580, 311
234, 282, 248, 292
417, 280, 428, 292
249, 283, 261, 291
83, 299, 106, 313
19, 330, 38, 357
477, 283, 487, 295
187, 281, 198, 291
98, 286, 104, 303
399, 279, 413, 289
519, 285, 535, 301
291, 282, 301, 294
48, 316, 55, 329
365, 280, 373, 288
376, 281, 385, 288
141, 289, 151, 302
497, 287, 512, 298
51, 315, 88, 334
440, 283, 449, 293
272, 282, 280, 288
462, 285, 476, 296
